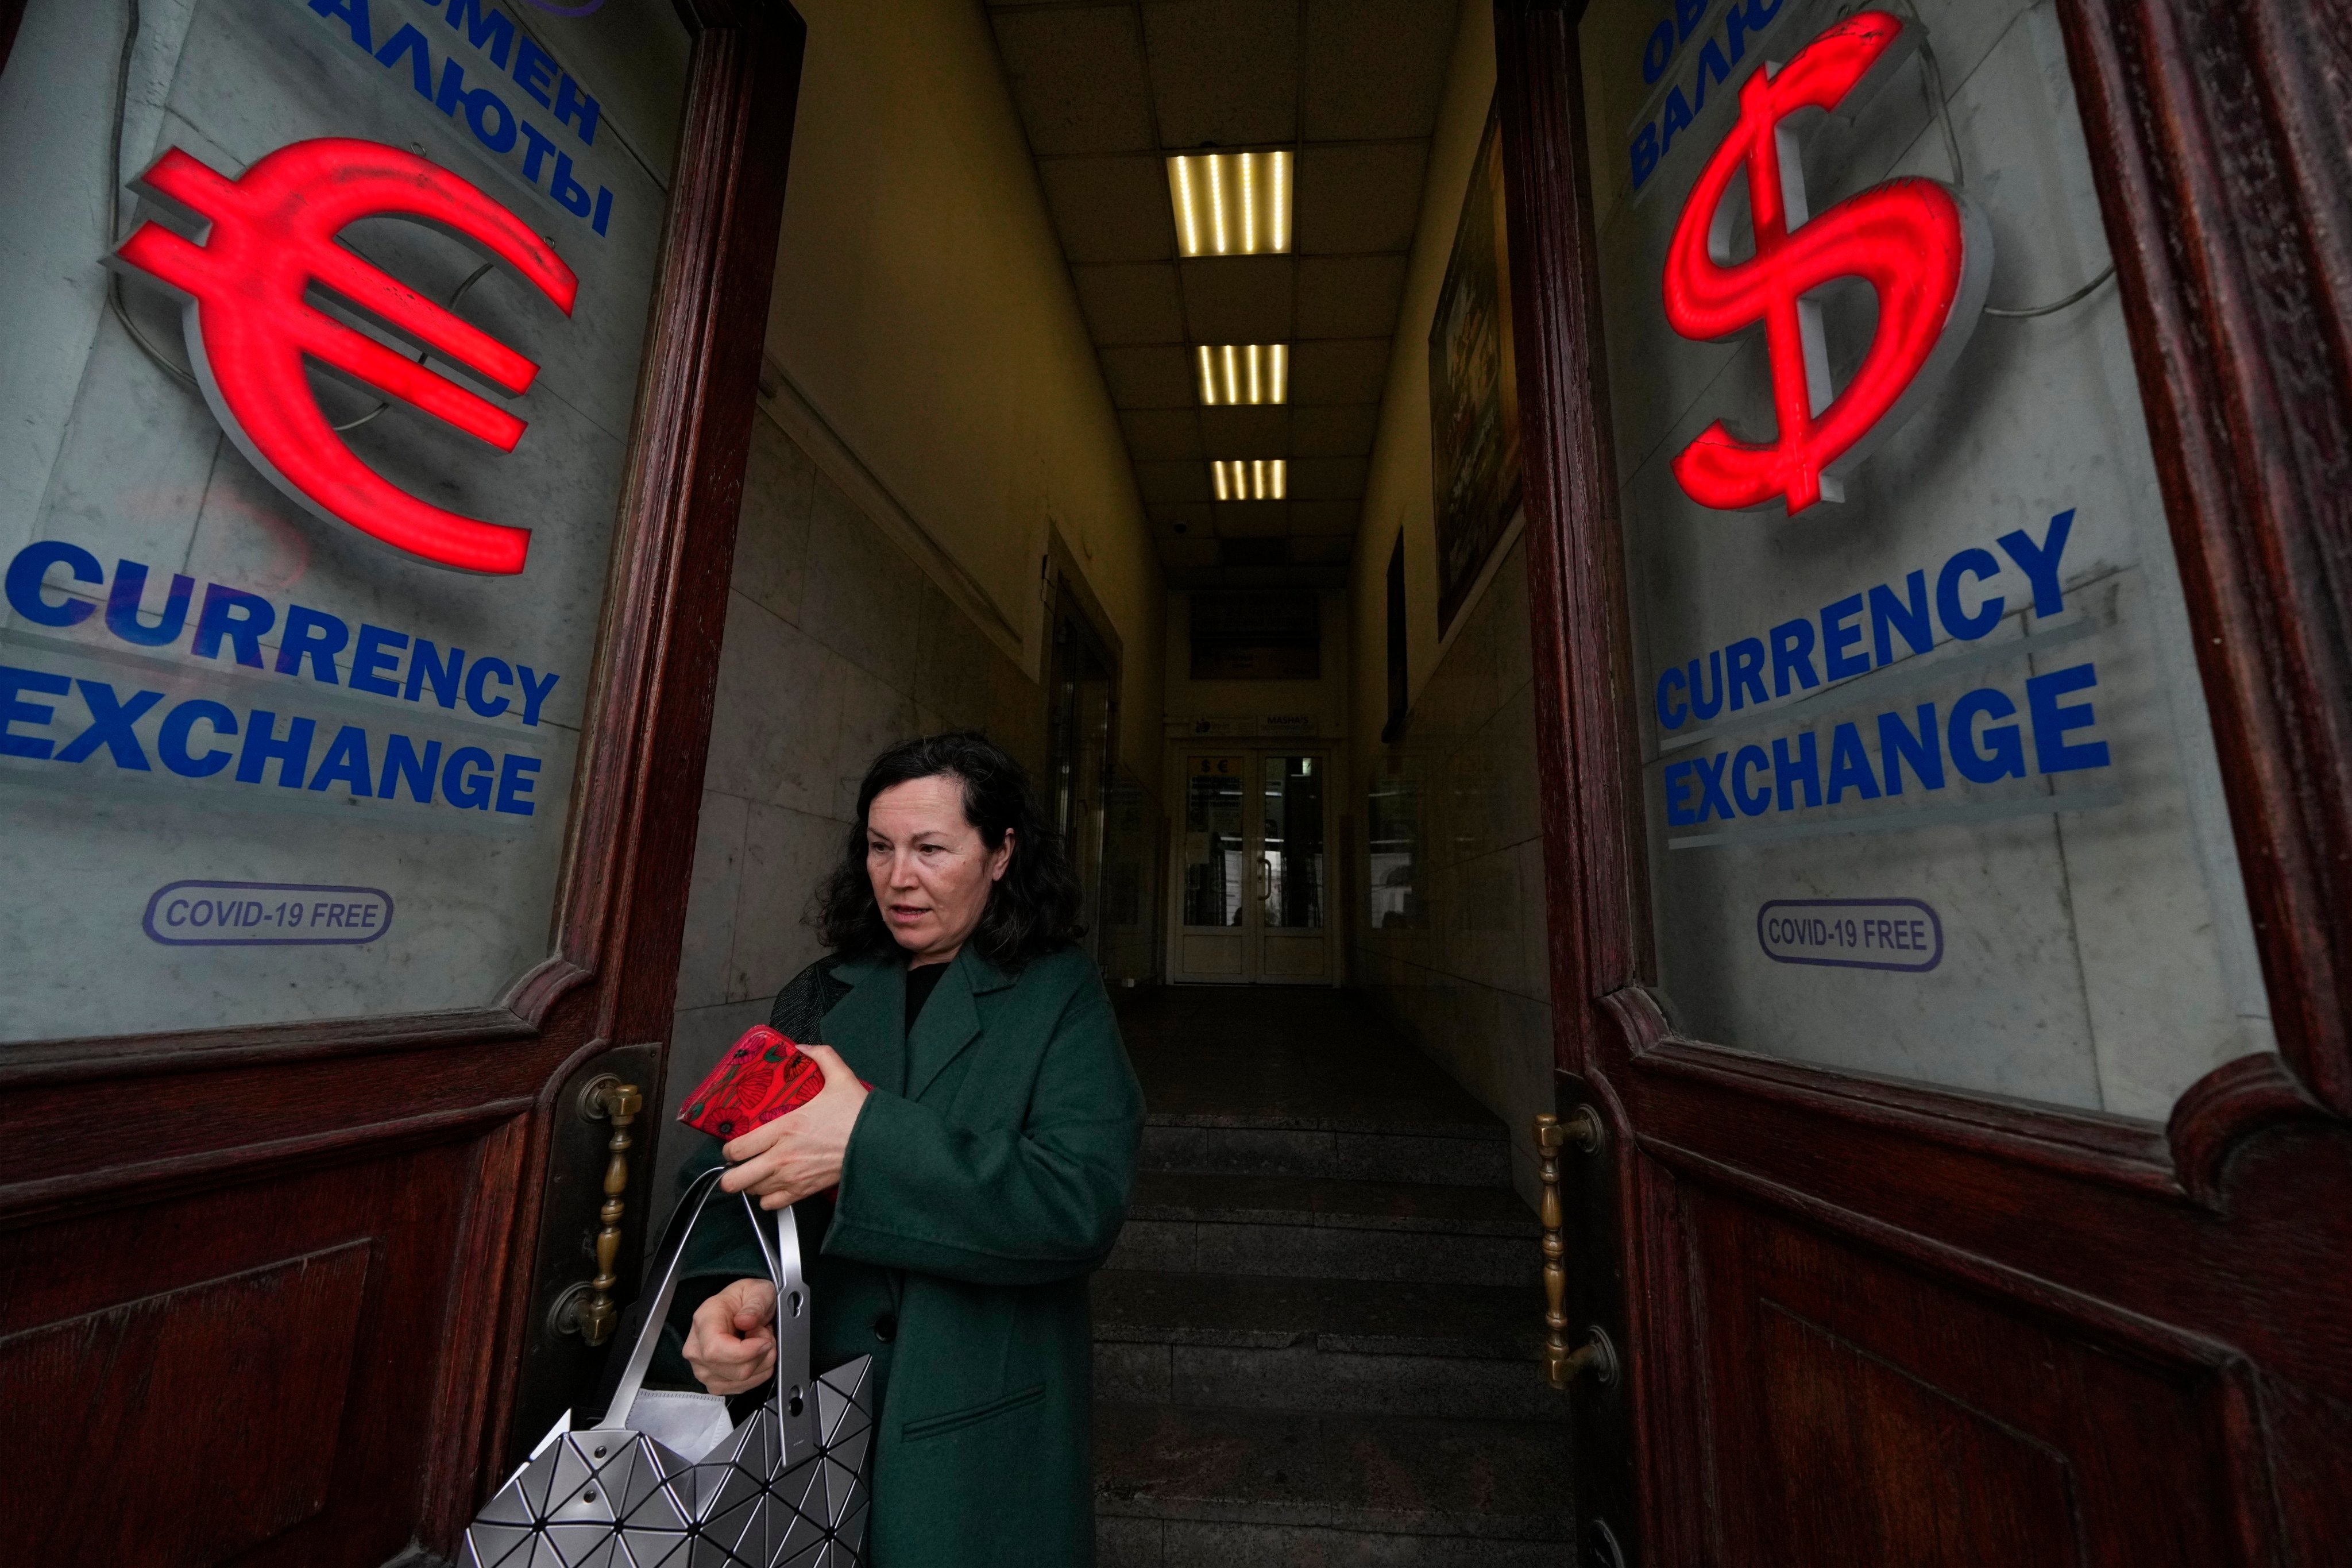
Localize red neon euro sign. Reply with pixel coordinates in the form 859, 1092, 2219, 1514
111, 138, 578, 574
1662, 12, 1991, 515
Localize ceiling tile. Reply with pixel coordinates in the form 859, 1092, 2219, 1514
1165, 562, 1224, 588
1144, 0, 1299, 147
1215, 503, 1292, 538
1292, 403, 1380, 457
1178, 255, 1295, 341
1099, 343, 1198, 406
1289, 338, 1391, 403
1134, 458, 1215, 503
1041, 156, 1179, 262
991, 7, 1157, 155
1150, 503, 1214, 538
1161, 536, 1223, 570
1073, 263, 1187, 343
1121, 407, 1205, 459
1293, 142, 1428, 255
1291, 455, 1370, 500
1301, 0, 1458, 141
1291, 535, 1353, 564
1219, 537, 1292, 566
1297, 254, 1409, 339
1198, 404, 1291, 457
1289, 499, 1363, 534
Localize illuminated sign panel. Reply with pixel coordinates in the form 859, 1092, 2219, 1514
1566, 0, 2269, 1120
0, 0, 690, 1042
112, 138, 579, 574
1662, 11, 1990, 515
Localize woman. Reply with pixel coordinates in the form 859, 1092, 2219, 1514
656, 731, 1144, 1566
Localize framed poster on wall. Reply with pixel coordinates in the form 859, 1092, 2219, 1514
1427, 103, 1521, 637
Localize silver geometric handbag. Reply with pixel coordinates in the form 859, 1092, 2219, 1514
464, 1164, 875, 1567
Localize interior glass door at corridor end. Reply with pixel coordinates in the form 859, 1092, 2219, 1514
1501, 0, 2352, 1562
1175, 750, 1330, 983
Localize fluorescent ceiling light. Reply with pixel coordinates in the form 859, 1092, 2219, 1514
1211, 459, 1287, 501
1196, 344, 1290, 405
1168, 152, 1291, 257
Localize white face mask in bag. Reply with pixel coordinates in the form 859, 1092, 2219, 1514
464, 1164, 876, 1567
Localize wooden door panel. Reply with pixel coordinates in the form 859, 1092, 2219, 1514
2, 1243, 371, 1567
1685, 1185, 2246, 1567
0, 1136, 505, 1566
1755, 1310, 2082, 1567
1490, 0, 2352, 1552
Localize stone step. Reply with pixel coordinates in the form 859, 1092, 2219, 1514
1094, 1403, 1574, 1567
1141, 1115, 1512, 1188
1092, 1270, 1561, 1422
1108, 1171, 1539, 1287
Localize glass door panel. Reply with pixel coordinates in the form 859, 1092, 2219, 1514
1182, 755, 1247, 927
1574, 0, 2270, 1117
1261, 755, 1326, 930
1178, 753, 1249, 980
1258, 752, 1329, 980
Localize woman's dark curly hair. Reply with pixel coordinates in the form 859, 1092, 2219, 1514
816, 731, 1083, 970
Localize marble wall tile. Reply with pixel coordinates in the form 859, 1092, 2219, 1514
1486, 544, 1532, 708
1459, 848, 1527, 997
912, 579, 996, 730
799, 471, 924, 690
675, 790, 747, 1011
833, 655, 922, 820
1488, 682, 1542, 850
1517, 837, 1552, 1006
1361, 540, 1558, 1152
728, 800, 842, 1005
731, 416, 817, 625
701, 592, 845, 817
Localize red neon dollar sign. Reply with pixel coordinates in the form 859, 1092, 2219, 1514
1663, 12, 1991, 515
111, 138, 578, 574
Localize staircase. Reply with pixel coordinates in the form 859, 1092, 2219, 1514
1095, 988, 1573, 1566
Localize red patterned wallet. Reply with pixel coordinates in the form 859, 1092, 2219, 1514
676, 1025, 831, 1140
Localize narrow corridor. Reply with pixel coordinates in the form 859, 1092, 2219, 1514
1094, 987, 1571, 1565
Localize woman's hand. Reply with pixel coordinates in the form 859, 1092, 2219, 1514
719, 1044, 870, 1209
682, 1278, 777, 1395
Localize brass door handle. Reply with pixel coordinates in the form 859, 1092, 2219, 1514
1535, 1107, 1615, 1390
549, 1075, 643, 1347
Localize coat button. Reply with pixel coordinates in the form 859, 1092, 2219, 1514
872, 1312, 897, 1343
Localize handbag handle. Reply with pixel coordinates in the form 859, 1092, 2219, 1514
600, 1163, 818, 1455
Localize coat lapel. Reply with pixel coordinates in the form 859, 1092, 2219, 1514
820, 954, 907, 1096
904, 947, 1015, 1103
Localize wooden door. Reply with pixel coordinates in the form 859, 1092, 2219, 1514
0, 3, 802, 1562
1494, 0, 2352, 1563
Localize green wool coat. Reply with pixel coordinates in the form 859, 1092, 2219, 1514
655, 944, 1144, 1567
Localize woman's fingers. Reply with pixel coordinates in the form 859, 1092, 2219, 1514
717, 1142, 805, 1200
684, 1279, 781, 1395
719, 1114, 787, 1166
802, 1043, 856, 1087
719, 1276, 777, 1319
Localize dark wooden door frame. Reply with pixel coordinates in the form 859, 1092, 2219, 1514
1495, 0, 2352, 1561
0, 1, 804, 1554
